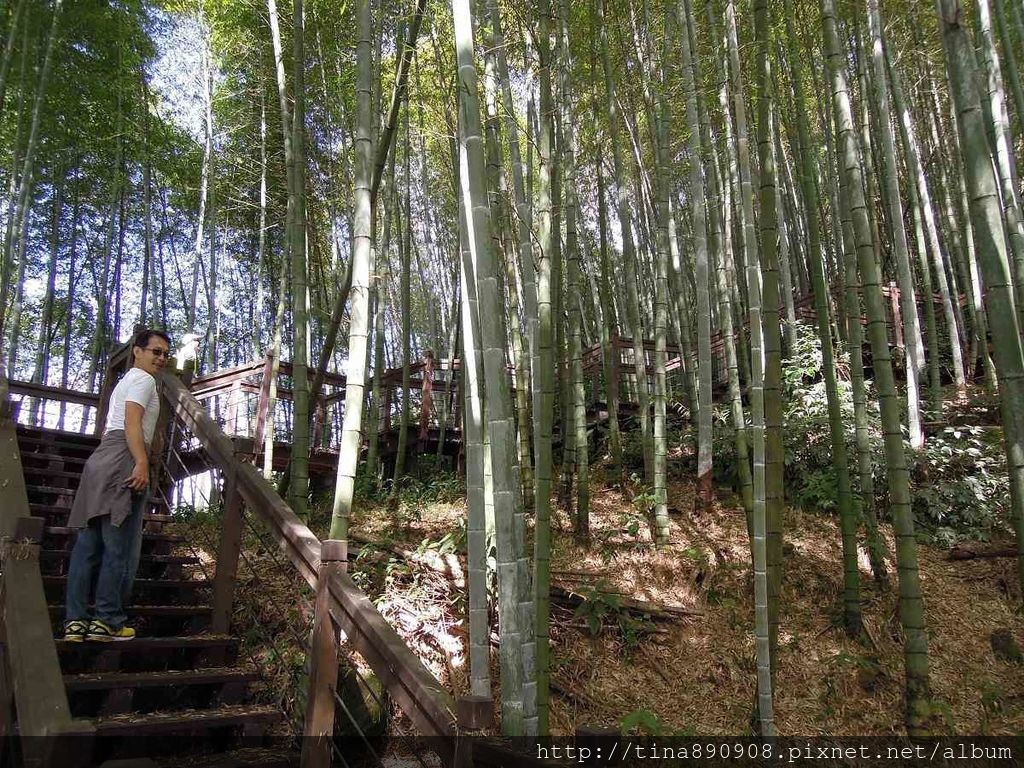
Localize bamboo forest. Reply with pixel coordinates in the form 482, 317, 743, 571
2, 0, 1024, 762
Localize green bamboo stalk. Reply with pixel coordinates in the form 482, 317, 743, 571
885, 40, 966, 396
937, 0, 1024, 627
679, 0, 713, 522
783, 0, 861, 635
329, 0, 374, 542
823, 0, 931, 734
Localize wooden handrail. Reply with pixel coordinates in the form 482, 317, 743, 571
158, 372, 457, 762
0, 375, 29, 542
189, 359, 267, 397
4, 380, 101, 409
0, 374, 96, 767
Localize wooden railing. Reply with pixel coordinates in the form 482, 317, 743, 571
184, 351, 467, 455
0, 374, 94, 768
3, 380, 101, 434
157, 371, 460, 763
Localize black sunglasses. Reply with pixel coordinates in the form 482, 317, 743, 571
144, 348, 171, 359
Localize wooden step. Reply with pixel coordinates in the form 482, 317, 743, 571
153, 747, 296, 768
40, 550, 200, 579
45, 575, 210, 588
33, 505, 176, 526
65, 667, 256, 692
16, 434, 100, 454
91, 703, 279, 736
17, 451, 88, 465
17, 425, 101, 443
56, 634, 236, 654
30, 503, 74, 520
33, 502, 167, 515
21, 468, 84, 481
25, 484, 78, 496
145, 513, 174, 524
41, 550, 198, 567
85, 705, 280, 762
45, 576, 211, 604
50, 605, 213, 635
65, 668, 259, 717
45, 527, 185, 546
56, 635, 239, 674
50, 605, 212, 620
41, 551, 198, 566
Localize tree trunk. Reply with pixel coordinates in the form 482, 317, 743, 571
393, 111, 413, 484
753, 0, 785, 668
679, 0, 713, 521
287, 0, 310, 518
329, 0, 373, 543
533, 0, 560, 735
599, 0, 651, 486
557, 0, 589, 545
783, 0, 861, 635
937, 0, 1024, 633
977, 0, 1024, 331
885, 39, 966, 396
734, 0, 775, 735
29, 171, 62, 424
705, 0, 752, 516
58, 179, 80, 431
481, 20, 533, 508
867, 0, 926, 447
0, 0, 62, 356
0, 0, 26, 123
823, 0, 931, 734
993, 0, 1024, 143
453, 0, 535, 734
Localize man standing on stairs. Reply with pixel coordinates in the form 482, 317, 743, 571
62, 329, 172, 642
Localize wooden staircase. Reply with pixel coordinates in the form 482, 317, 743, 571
3, 362, 466, 768
16, 425, 296, 767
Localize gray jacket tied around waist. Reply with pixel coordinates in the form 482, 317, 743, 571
67, 430, 140, 528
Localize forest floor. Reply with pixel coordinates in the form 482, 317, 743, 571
181, 440, 1024, 743
331, 467, 1024, 737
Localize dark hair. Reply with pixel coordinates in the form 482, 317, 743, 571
133, 329, 172, 350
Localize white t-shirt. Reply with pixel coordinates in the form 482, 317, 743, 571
105, 368, 161, 446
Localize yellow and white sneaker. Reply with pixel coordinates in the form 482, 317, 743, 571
86, 619, 136, 642
63, 620, 88, 643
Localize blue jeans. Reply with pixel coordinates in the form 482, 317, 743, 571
64, 491, 147, 629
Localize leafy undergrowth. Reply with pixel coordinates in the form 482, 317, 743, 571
303, 466, 1024, 737
542, 478, 1024, 736
172, 444, 1024, 743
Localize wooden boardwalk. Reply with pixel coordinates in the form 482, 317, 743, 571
5, 283, 959, 479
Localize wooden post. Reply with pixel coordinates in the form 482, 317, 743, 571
418, 351, 434, 445
453, 695, 494, 768
575, 725, 619, 765
605, 333, 620, 412
383, 386, 392, 433
312, 396, 326, 449
0, 606, 11, 750
226, 381, 241, 436
300, 539, 347, 768
608, 333, 621, 410
449, 361, 461, 429
95, 341, 133, 436
889, 281, 904, 352
94, 365, 116, 437
4, 517, 96, 768
210, 470, 243, 635
252, 351, 274, 455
